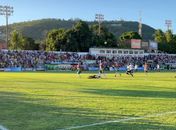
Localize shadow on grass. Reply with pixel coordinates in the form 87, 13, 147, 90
0, 91, 175, 130
81, 121, 176, 130
3, 79, 91, 88
80, 89, 176, 99
0, 91, 123, 130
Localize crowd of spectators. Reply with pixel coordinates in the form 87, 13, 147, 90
0, 50, 176, 70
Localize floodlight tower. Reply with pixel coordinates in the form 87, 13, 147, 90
95, 14, 104, 35
165, 20, 172, 31
0, 5, 14, 47
138, 11, 142, 37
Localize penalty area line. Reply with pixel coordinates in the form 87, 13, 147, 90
0, 125, 8, 130
57, 111, 176, 130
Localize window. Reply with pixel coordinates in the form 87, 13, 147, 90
100, 50, 105, 54
112, 50, 117, 54
139, 51, 144, 54
106, 50, 111, 54
118, 50, 122, 54
124, 51, 128, 54
134, 51, 138, 54
129, 51, 133, 54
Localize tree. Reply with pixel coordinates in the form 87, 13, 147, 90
72, 20, 92, 51
45, 29, 67, 51
91, 24, 117, 47
55, 29, 67, 51
65, 29, 78, 51
118, 31, 141, 48
21, 37, 38, 50
172, 35, 176, 53
154, 29, 176, 53
154, 29, 166, 43
9, 30, 38, 50
45, 21, 92, 52
119, 31, 141, 42
154, 29, 167, 52
9, 30, 23, 50
165, 30, 173, 43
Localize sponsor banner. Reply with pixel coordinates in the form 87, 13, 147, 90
50, 61, 78, 65
22, 67, 44, 71
142, 42, 149, 47
4, 67, 22, 72
137, 67, 144, 71
141, 42, 149, 50
58, 64, 72, 70
131, 39, 141, 49
165, 63, 176, 68
118, 67, 127, 71
109, 67, 116, 71
88, 67, 99, 71
0, 68, 4, 71
118, 67, 144, 71
149, 41, 158, 50
84, 60, 96, 64
22, 68, 34, 71
45, 64, 72, 71
36, 67, 45, 71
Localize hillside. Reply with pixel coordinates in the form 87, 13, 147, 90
0, 19, 155, 41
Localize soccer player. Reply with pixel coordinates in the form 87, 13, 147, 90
144, 62, 148, 74
77, 62, 81, 78
126, 64, 134, 77
156, 64, 160, 72
98, 60, 106, 78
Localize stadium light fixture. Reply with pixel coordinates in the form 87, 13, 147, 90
0, 5, 14, 48
165, 20, 172, 31
95, 14, 104, 35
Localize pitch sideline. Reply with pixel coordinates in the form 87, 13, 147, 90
0, 125, 8, 130
57, 111, 176, 130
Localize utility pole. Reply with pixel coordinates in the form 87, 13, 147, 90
95, 14, 104, 35
0, 5, 13, 48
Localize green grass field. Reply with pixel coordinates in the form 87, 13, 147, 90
0, 72, 176, 130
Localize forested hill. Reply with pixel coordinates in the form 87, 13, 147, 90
0, 18, 155, 41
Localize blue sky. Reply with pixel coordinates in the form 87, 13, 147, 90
0, 0, 176, 32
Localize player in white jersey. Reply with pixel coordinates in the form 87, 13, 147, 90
157, 64, 160, 72
126, 64, 134, 77
98, 60, 106, 78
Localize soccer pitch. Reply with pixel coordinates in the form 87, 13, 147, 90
0, 72, 175, 130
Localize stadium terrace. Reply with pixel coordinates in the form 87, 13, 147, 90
0, 49, 176, 72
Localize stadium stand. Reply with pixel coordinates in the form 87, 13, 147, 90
0, 50, 176, 71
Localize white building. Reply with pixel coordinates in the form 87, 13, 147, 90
89, 48, 145, 57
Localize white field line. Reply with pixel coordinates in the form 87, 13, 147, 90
0, 125, 8, 130
57, 111, 176, 130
